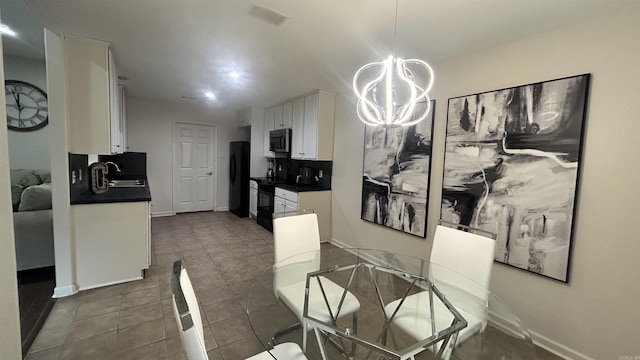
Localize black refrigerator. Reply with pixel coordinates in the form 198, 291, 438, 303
229, 141, 250, 217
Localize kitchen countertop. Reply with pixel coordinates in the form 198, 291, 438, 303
70, 176, 152, 205
274, 183, 330, 192
250, 177, 283, 185
250, 177, 330, 192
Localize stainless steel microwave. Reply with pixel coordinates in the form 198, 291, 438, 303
269, 129, 290, 153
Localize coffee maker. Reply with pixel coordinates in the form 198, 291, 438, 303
266, 161, 275, 181
296, 166, 318, 185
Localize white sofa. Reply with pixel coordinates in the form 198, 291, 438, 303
10, 169, 55, 271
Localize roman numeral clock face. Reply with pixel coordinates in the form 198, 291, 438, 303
5, 80, 48, 131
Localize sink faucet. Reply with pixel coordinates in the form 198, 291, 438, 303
103, 161, 122, 174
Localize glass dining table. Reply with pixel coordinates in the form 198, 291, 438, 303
246, 248, 536, 360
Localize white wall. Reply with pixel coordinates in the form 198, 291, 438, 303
4, 54, 50, 171
45, 29, 77, 298
249, 106, 268, 177
331, 8, 640, 359
126, 97, 246, 216
0, 27, 23, 360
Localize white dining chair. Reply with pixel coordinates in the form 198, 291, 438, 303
384, 224, 496, 359
272, 212, 361, 352
171, 260, 307, 360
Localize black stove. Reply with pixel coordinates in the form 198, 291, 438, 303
254, 178, 286, 232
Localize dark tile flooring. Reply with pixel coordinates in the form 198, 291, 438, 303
18, 266, 57, 356
25, 211, 564, 360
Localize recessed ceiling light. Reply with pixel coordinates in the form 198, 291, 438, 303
0, 24, 17, 37
229, 71, 240, 79
204, 91, 216, 99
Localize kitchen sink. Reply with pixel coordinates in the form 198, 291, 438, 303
108, 179, 146, 188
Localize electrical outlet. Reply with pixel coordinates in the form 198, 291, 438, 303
71, 170, 77, 184
318, 169, 323, 178
78, 169, 83, 181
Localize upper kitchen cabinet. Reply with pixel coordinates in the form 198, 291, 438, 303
291, 90, 335, 160
65, 34, 125, 154
263, 106, 275, 157
273, 104, 283, 130
113, 85, 127, 152
272, 102, 293, 130
280, 102, 293, 129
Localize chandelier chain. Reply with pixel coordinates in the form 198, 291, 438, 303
393, 0, 399, 56
352, 0, 435, 127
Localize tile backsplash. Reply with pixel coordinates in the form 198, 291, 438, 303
69, 152, 147, 198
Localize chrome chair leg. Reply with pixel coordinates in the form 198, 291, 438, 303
268, 321, 301, 348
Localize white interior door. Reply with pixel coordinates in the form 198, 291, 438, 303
173, 122, 216, 213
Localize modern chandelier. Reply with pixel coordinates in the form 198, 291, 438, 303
352, 1, 434, 127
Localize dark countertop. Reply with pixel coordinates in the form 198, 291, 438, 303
250, 177, 330, 192
275, 183, 330, 192
250, 177, 282, 184
70, 177, 152, 205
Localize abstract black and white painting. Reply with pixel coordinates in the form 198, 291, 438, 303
441, 74, 590, 282
362, 101, 435, 238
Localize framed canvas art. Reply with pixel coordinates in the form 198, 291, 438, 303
441, 74, 590, 282
361, 100, 436, 238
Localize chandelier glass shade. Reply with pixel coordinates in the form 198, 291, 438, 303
353, 55, 434, 127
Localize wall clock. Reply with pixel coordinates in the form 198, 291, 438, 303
5, 80, 48, 131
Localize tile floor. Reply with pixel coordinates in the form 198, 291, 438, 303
25, 211, 564, 360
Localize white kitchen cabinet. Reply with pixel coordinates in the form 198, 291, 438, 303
72, 201, 150, 290
274, 195, 286, 215
263, 107, 275, 157
272, 102, 293, 130
274, 195, 297, 216
275, 187, 298, 202
237, 107, 251, 127
111, 84, 127, 153
273, 104, 283, 130
274, 187, 332, 241
281, 101, 293, 129
291, 90, 335, 160
249, 180, 258, 218
291, 97, 305, 155
284, 198, 298, 213
66, 34, 123, 154
275, 187, 298, 217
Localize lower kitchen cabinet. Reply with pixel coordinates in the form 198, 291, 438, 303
250, 180, 258, 218
275, 187, 332, 242
72, 201, 150, 290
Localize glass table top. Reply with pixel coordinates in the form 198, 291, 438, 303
246, 248, 536, 360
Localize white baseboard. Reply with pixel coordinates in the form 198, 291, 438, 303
530, 330, 594, 360
328, 237, 352, 249
151, 211, 175, 218
216, 206, 229, 212
77, 276, 144, 292
53, 284, 78, 298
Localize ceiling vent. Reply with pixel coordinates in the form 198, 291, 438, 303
248, 4, 289, 26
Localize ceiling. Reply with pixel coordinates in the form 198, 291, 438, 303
1, 0, 44, 60
8, 0, 638, 118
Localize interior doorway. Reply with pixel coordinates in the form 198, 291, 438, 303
1, 0, 57, 355
172, 122, 217, 213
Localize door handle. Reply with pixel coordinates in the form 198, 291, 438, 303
207, 172, 213, 175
